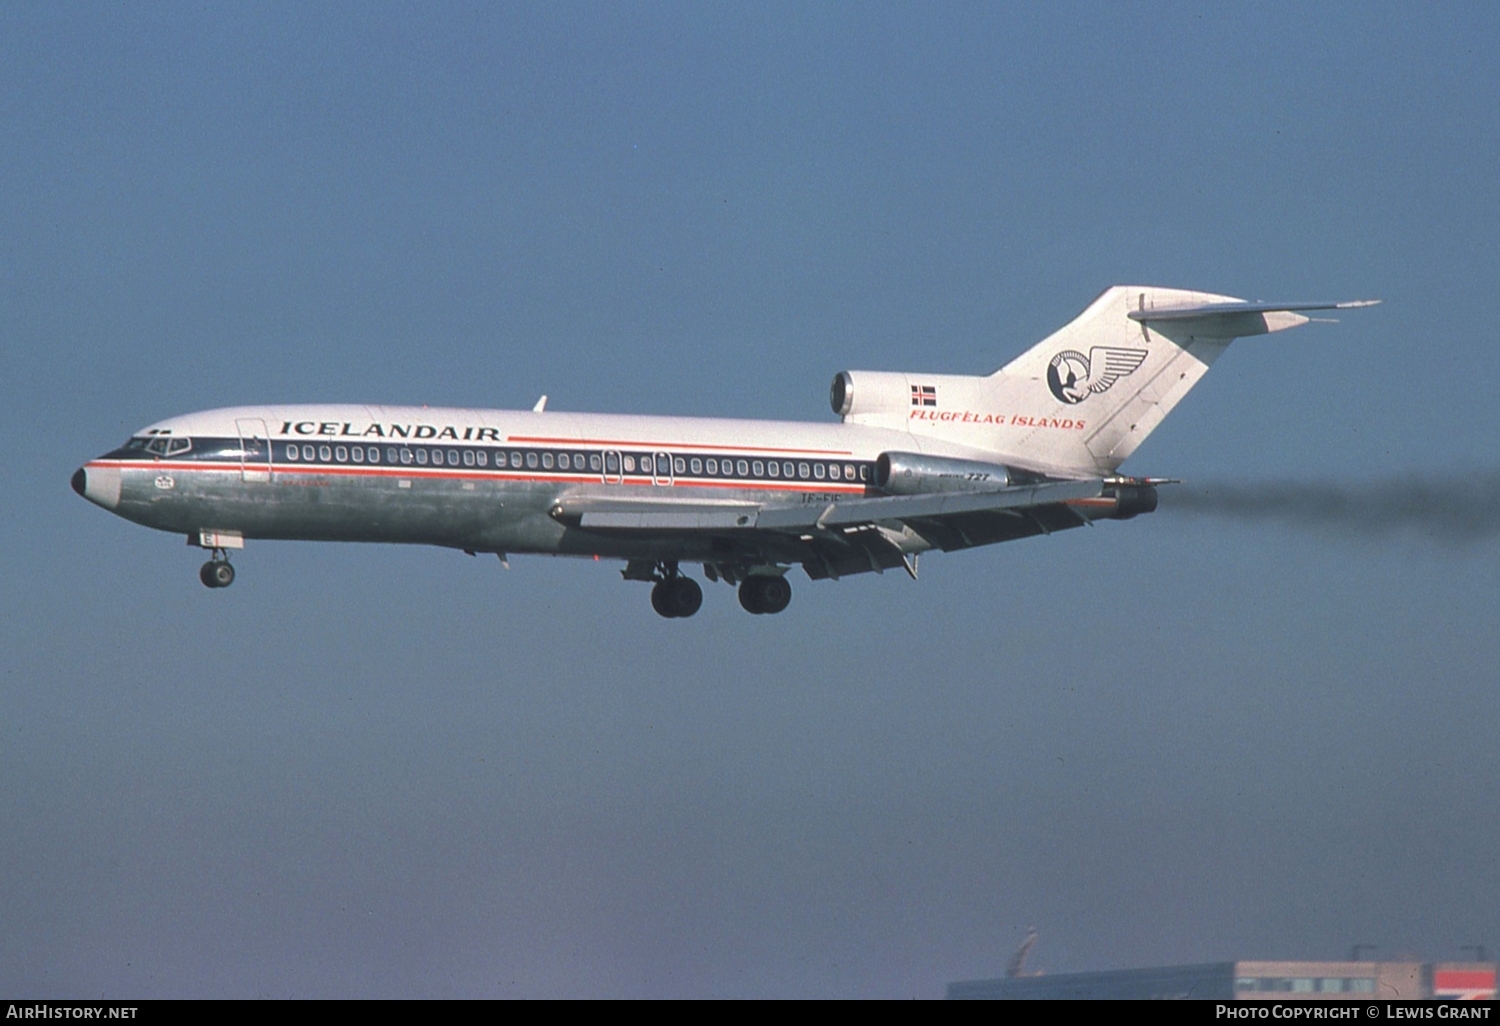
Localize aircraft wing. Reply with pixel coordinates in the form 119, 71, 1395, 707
751, 479, 1102, 530
556, 480, 1099, 531
553, 479, 1104, 579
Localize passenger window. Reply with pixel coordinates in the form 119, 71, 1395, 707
576, 453, 587, 468
526, 452, 538, 469
319, 445, 332, 461
657, 454, 670, 475
285, 445, 300, 461
416, 449, 428, 465
335, 446, 348, 462
736, 459, 749, 476
351, 447, 364, 463
813, 463, 825, 480
623, 455, 636, 472
463, 450, 474, 467
690, 458, 702, 475
475, 451, 487, 467
509, 452, 522, 467
767, 461, 779, 477
368, 448, 380, 463
591, 454, 603, 471
448, 449, 459, 465
798, 462, 810, 479
844, 464, 855, 480
752, 460, 764, 476
400, 448, 413, 465
542, 452, 554, 469
783, 462, 795, 477
431, 450, 443, 466
859, 465, 869, 481
674, 457, 686, 474
706, 458, 717, 474
827, 463, 840, 480
557, 453, 570, 469
386, 448, 399, 463
605, 452, 619, 473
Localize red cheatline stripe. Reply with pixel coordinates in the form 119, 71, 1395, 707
504, 435, 853, 455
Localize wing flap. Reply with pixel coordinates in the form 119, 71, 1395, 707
754, 479, 1103, 531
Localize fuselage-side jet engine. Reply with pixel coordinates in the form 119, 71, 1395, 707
72, 286, 1377, 617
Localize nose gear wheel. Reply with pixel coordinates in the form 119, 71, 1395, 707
199, 548, 235, 589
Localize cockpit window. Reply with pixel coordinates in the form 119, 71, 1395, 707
145, 436, 192, 457
124, 438, 149, 451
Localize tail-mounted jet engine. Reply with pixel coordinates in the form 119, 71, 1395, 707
874, 452, 1013, 495
1100, 482, 1158, 520
831, 370, 914, 419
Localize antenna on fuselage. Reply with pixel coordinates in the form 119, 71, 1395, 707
532, 395, 548, 413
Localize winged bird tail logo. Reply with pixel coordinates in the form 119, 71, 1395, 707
1087, 346, 1148, 394
1046, 346, 1147, 404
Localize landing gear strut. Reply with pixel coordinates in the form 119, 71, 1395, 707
199, 551, 235, 589
738, 574, 791, 615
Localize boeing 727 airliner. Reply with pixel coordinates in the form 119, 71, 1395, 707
72, 286, 1376, 617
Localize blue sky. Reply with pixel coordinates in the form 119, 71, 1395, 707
2, 2, 1497, 997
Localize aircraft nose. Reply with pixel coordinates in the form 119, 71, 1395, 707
73, 463, 122, 509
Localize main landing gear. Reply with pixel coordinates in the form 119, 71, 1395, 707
627, 560, 792, 617
738, 574, 791, 615
627, 559, 703, 618
199, 551, 235, 589
651, 575, 703, 619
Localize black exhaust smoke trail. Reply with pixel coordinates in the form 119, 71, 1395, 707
1162, 473, 1500, 543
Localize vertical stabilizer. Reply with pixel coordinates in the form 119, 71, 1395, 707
987, 285, 1242, 472
838, 286, 1373, 476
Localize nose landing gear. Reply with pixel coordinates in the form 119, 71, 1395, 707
199, 551, 235, 589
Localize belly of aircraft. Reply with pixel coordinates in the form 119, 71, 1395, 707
112, 465, 805, 561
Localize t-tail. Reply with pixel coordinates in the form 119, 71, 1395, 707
831, 286, 1378, 476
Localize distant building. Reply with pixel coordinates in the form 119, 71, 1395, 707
947, 961, 1497, 1000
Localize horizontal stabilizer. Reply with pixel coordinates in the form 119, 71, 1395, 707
1128, 299, 1380, 337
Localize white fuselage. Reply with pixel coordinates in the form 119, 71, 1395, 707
75, 403, 1001, 565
